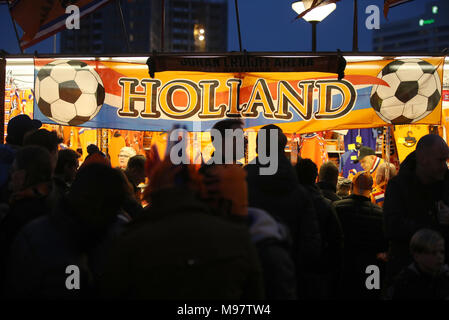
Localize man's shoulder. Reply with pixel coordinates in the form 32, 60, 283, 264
333, 197, 356, 207
334, 195, 382, 213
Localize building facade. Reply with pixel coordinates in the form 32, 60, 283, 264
60, 0, 227, 54
373, 0, 449, 53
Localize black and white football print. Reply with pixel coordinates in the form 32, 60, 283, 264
370, 59, 441, 124
35, 60, 105, 126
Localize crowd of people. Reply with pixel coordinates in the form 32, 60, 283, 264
0, 114, 448, 300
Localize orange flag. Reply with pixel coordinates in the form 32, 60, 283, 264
9, 0, 112, 49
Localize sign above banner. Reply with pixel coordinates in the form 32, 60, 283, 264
147, 54, 345, 77
32, 55, 445, 133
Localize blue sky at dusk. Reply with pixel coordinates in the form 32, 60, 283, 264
0, 0, 439, 54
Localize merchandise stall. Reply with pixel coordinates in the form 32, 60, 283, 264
1, 53, 448, 175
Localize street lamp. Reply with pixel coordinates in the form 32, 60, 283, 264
292, 1, 337, 52
194, 24, 206, 51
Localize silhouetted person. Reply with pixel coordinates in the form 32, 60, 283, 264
125, 155, 146, 201
204, 164, 296, 299
0, 146, 53, 294
3, 163, 128, 298
334, 171, 387, 300
317, 161, 341, 202
101, 158, 264, 299
200, 119, 244, 175
50, 149, 81, 205
245, 124, 322, 298
23, 129, 63, 172
0, 115, 41, 202
384, 134, 449, 287
296, 158, 344, 299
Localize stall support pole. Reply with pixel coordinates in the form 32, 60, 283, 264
352, 0, 358, 52
161, 0, 165, 51
116, 0, 131, 52
0, 57, 6, 144
234, 0, 242, 52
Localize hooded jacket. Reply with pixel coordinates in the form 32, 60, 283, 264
383, 151, 449, 283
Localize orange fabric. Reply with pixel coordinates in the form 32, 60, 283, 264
442, 109, 449, 143
78, 129, 98, 162
371, 181, 387, 208
10, 181, 51, 205
150, 132, 168, 160
80, 153, 111, 169
202, 164, 248, 216
10, 0, 109, 44
108, 133, 126, 168
369, 157, 385, 190
299, 133, 328, 169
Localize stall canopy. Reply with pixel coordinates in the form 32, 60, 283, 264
3, 53, 448, 134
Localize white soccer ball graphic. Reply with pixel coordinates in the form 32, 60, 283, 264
370, 59, 441, 124
35, 60, 105, 126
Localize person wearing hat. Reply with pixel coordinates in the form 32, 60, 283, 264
5, 114, 42, 148
333, 171, 387, 300
355, 146, 384, 189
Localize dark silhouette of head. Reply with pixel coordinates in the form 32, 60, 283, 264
68, 163, 127, 231
125, 155, 146, 186
23, 129, 62, 154
319, 161, 339, 187
6, 114, 41, 146
296, 158, 318, 185
23, 129, 63, 170
55, 149, 81, 184
256, 124, 287, 157
211, 119, 244, 162
351, 171, 373, 197
415, 134, 449, 184
10, 145, 52, 192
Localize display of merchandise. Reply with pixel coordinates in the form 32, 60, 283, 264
344, 128, 377, 151
299, 132, 328, 169
339, 149, 363, 179
393, 124, 430, 162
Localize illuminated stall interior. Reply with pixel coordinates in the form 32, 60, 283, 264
3, 56, 449, 178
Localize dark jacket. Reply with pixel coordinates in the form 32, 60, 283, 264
334, 194, 387, 299
2, 198, 127, 299
248, 207, 296, 300
317, 181, 341, 202
302, 184, 344, 299
101, 187, 264, 300
383, 151, 449, 284
245, 155, 322, 298
387, 263, 449, 300
0, 183, 51, 294
0, 144, 16, 203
